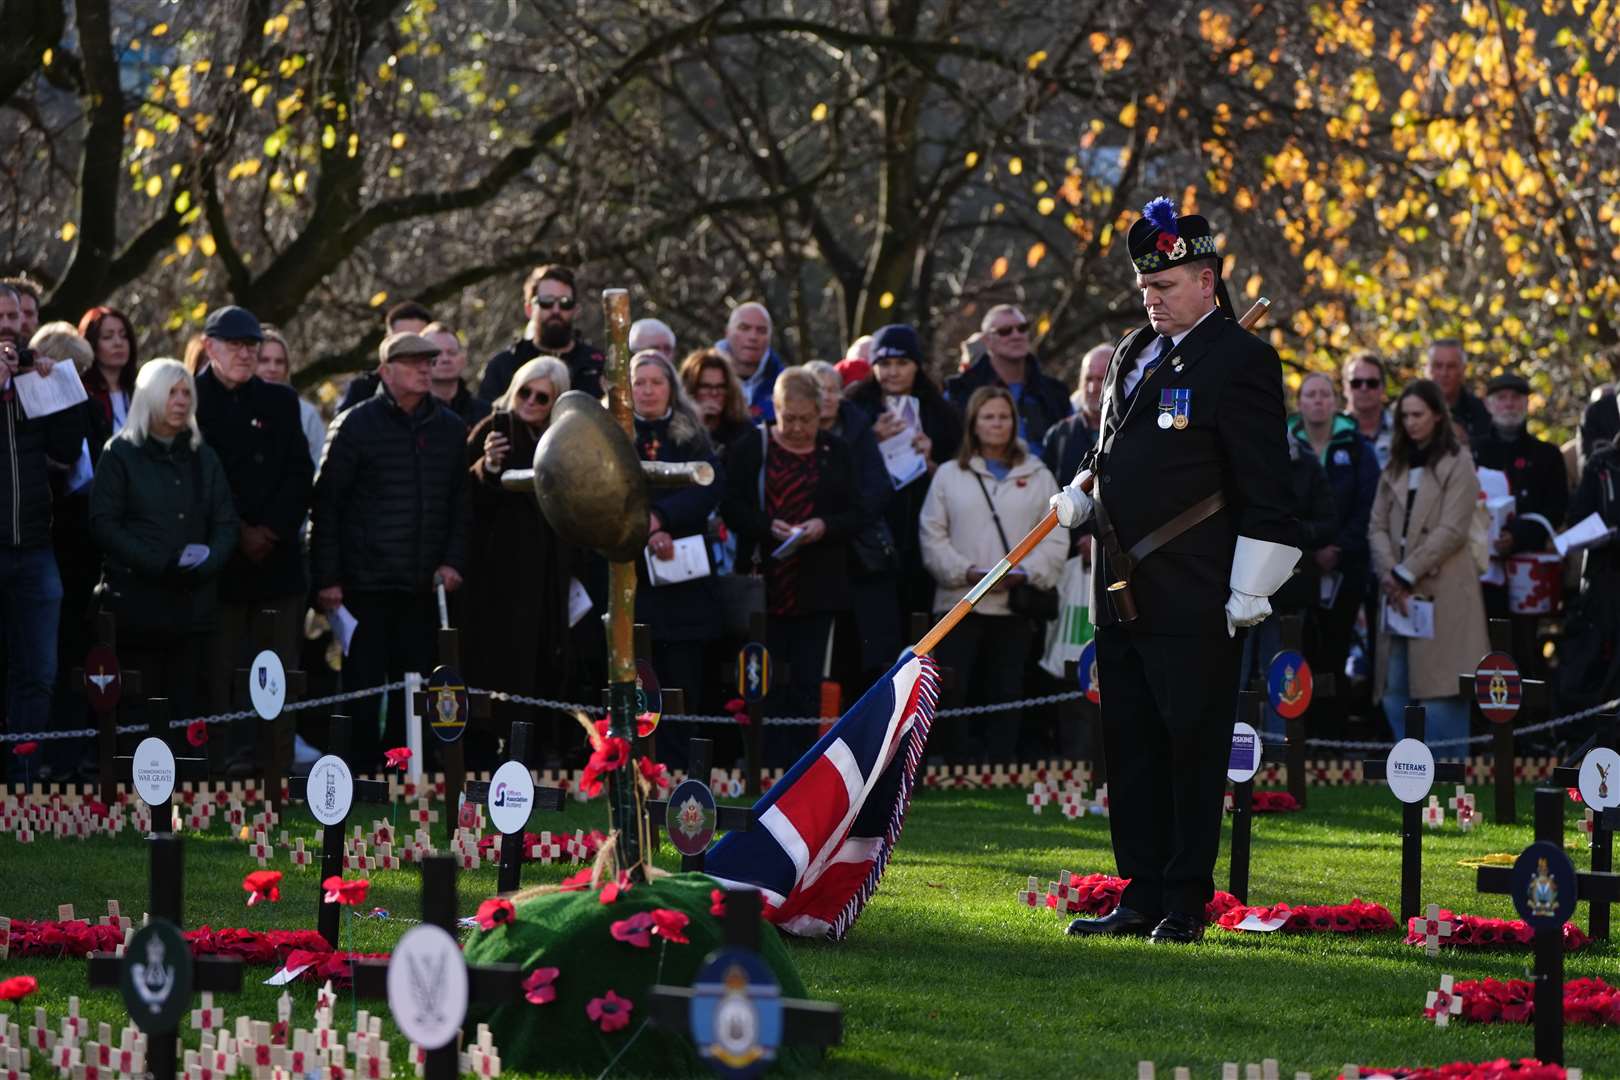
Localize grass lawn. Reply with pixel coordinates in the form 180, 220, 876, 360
2, 782, 1617, 1078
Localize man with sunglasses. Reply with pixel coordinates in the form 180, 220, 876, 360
1342, 351, 1394, 470
477, 264, 606, 404
945, 304, 1073, 445
312, 331, 470, 768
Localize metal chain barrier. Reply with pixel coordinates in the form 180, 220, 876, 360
4, 682, 1616, 748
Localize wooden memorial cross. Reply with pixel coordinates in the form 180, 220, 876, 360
1549, 712, 1620, 940
644, 737, 756, 872
410, 625, 490, 847
350, 856, 524, 1080
1457, 618, 1548, 825
738, 611, 775, 797
70, 611, 144, 806
112, 700, 207, 835
1227, 691, 1291, 905
461, 720, 567, 892
1475, 787, 1620, 1064
232, 609, 307, 805
1244, 614, 1330, 808
285, 715, 391, 947
1360, 705, 1468, 923
646, 888, 842, 1067
86, 835, 243, 1080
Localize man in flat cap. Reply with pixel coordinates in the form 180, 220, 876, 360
310, 331, 470, 767
1473, 369, 1567, 672
1047, 197, 1299, 943
194, 305, 314, 771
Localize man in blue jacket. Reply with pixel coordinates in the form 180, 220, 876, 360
946, 304, 1072, 446
714, 302, 785, 422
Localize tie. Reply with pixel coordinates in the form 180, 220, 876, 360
1127, 335, 1173, 402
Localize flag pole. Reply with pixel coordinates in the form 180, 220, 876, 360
912, 297, 1272, 659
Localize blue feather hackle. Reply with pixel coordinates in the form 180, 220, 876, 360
1143, 196, 1179, 235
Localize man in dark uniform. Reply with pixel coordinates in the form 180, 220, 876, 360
1473, 370, 1567, 674
1049, 197, 1299, 944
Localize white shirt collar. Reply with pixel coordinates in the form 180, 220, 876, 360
1166, 306, 1218, 349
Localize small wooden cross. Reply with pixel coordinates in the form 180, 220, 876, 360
284, 715, 391, 947
231, 609, 308, 807
1417, 902, 1454, 957
1360, 705, 1468, 923
459, 721, 566, 892
643, 737, 754, 873
86, 836, 243, 1080
1026, 782, 1051, 814
1424, 974, 1463, 1027
1549, 711, 1620, 940
348, 856, 526, 1080
113, 704, 208, 836
1422, 796, 1444, 829
1017, 876, 1041, 907
646, 889, 842, 1062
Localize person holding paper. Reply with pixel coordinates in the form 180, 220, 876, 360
721, 369, 862, 764
843, 324, 962, 619
463, 355, 579, 764
88, 359, 238, 734
1, 286, 85, 782
630, 350, 724, 739
1369, 379, 1488, 756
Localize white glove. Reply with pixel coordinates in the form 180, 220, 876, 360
1049, 472, 1095, 528
1224, 591, 1271, 637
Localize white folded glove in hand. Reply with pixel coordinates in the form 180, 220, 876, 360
1224, 590, 1271, 637
1049, 473, 1095, 528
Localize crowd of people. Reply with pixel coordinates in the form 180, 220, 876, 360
3, 262, 1619, 780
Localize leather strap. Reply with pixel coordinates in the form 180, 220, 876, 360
1125, 490, 1227, 566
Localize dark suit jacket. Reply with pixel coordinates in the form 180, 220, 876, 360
1086, 310, 1296, 637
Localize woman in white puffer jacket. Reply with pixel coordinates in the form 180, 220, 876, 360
918, 385, 1068, 762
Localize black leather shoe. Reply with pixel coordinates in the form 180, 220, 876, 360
1066, 906, 1160, 937
1149, 912, 1206, 944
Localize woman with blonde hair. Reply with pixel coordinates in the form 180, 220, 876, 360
919, 384, 1067, 762
89, 359, 238, 730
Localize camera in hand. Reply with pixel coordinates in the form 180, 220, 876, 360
16, 345, 35, 370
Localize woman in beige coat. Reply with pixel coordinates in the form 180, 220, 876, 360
1369, 379, 1489, 756
919, 386, 1068, 762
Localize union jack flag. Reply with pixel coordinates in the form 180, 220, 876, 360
704, 651, 940, 940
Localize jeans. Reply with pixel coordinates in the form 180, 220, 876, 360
1, 545, 62, 735
1381, 635, 1470, 758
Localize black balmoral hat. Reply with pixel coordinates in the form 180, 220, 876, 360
1127, 197, 1219, 274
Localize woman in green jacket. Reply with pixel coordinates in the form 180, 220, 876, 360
90, 359, 238, 733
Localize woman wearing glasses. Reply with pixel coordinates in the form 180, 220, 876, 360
463, 355, 579, 763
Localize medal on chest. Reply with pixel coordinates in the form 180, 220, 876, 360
1157, 388, 1191, 430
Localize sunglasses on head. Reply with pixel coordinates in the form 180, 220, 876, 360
516, 386, 551, 405
1348, 378, 1381, 390
533, 296, 576, 311
992, 322, 1030, 337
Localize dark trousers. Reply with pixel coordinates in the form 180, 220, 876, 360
209, 598, 303, 757
651, 638, 705, 767
1097, 625, 1243, 918
344, 590, 436, 768
929, 612, 1035, 764
122, 631, 209, 756
764, 613, 834, 768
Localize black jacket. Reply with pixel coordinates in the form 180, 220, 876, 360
194, 369, 313, 601
1472, 424, 1568, 553
3, 388, 84, 547
1040, 413, 1097, 488
634, 412, 724, 641
1085, 312, 1297, 637
1571, 441, 1620, 583
476, 337, 606, 403
440, 382, 492, 429
721, 428, 863, 616
1272, 440, 1338, 613
945, 353, 1073, 446
310, 384, 470, 594
1449, 388, 1493, 447
1580, 394, 1618, 464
